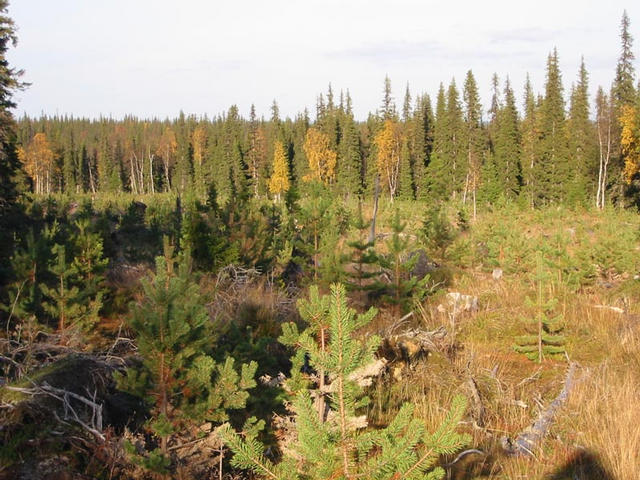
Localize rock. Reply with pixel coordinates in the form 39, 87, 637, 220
492, 268, 503, 280
446, 292, 478, 312
408, 249, 438, 280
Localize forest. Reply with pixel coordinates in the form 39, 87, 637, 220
2, 2, 640, 480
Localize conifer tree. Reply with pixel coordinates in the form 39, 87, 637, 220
411, 94, 432, 200
343, 203, 378, 302
397, 136, 414, 200
40, 244, 84, 332
514, 253, 566, 363
426, 85, 450, 200
462, 70, 484, 217
337, 113, 362, 197
534, 49, 570, 205
248, 105, 268, 197
381, 75, 396, 120
521, 74, 538, 207
0, 0, 26, 285
115, 244, 257, 473
402, 83, 412, 122
567, 58, 595, 204
378, 209, 430, 313
610, 11, 636, 202
446, 79, 465, 198
493, 78, 522, 199
296, 182, 333, 281
613, 10, 636, 110
217, 284, 469, 480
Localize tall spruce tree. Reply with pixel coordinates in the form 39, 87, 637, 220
521, 74, 538, 207
494, 78, 522, 199
533, 49, 570, 205
462, 70, 484, 217
0, 0, 26, 287
567, 58, 595, 204
381, 75, 396, 120
426, 84, 450, 200
337, 113, 362, 197
613, 10, 636, 109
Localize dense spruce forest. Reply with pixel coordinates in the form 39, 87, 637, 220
2, 1, 640, 479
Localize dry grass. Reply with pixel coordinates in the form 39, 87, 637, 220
364, 241, 640, 479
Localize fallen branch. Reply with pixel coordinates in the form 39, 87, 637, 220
501, 363, 577, 457
5, 380, 105, 441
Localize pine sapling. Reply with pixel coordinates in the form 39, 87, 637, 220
217, 283, 469, 480
114, 242, 257, 473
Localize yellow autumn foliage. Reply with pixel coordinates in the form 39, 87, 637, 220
303, 127, 337, 184
620, 104, 640, 185
19, 132, 56, 194
268, 141, 290, 200
374, 119, 402, 199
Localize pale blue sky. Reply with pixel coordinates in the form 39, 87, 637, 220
7, 0, 640, 121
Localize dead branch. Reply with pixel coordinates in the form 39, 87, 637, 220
501, 363, 577, 457
5, 380, 105, 441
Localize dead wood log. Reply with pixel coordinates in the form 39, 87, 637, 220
501, 363, 577, 457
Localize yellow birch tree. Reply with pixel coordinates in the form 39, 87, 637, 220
374, 119, 402, 200
19, 132, 56, 194
268, 140, 290, 201
303, 127, 337, 184
620, 104, 640, 184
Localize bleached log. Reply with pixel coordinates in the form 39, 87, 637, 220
501, 363, 577, 457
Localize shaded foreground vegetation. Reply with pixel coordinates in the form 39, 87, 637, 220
1, 193, 639, 479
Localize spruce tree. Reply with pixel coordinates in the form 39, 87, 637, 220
613, 10, 636, 110
514, 253, 566, 363
40, 244, 84, 332
493, 78, 522, 199
0, 0, 27, 286
337, 113, 362, 197
410, 94, 431, 200
114, 244, 257, 473
462, 70, 484, 216
567, 58, 595, 205
397, 136, 414, 200
534, 49, 570, 205
521, 74, 538, 207
381, 75, 396, 120
217, 284, 469, 480
378, 209, 430, 313
343, 203, 378, 302
426, 84, 450, 201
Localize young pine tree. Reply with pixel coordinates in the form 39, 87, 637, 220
217, 284, 469, 480
514, 253, 566, 363
114, 242, 257, 473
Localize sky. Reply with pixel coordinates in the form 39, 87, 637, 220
7, 0, 640, 121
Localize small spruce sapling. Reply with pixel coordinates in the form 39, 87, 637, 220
420, 203, 456, 261
379, 209, 431, 314
114, 241, 257, 473
343, 203, 379, 302
514, 253, 566, 363
217, 284, 469, 480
